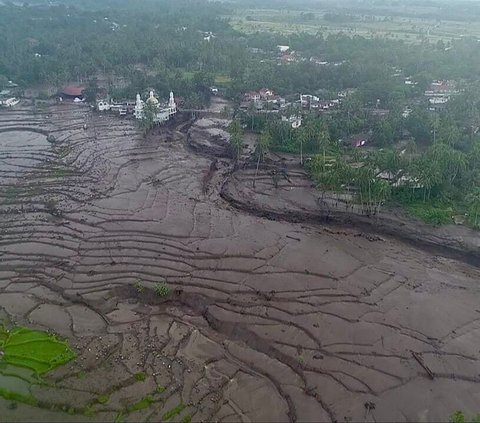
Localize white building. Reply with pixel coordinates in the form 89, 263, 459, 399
282, 115, 302, 129
300, 94, 320, 108
134, 91, 177, 123
3, 98, 20, 107
97, 100, 111, 112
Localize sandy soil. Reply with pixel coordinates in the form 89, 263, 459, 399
0, 103, 479, 422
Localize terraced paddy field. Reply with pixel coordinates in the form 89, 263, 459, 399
0, 103, 479, 422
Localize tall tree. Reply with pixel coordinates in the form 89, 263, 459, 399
253, 130, 272, 188
139, 101, 157, 136
228, 120, 244, 162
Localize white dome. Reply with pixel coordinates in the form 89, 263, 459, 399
146, 90, 159, 105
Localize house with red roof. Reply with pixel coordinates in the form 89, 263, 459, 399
61, 85, 85, 99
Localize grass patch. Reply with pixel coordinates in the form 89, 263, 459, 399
405, 201, 454, 225
57, 146, 72, 159
181, 415, 192, 423
0, 386, 38, 407
126, 394, 155, 412
214, 74, 231, 86
96, 394, 109, 404
162, 403, 186, 421
182, 71, 195, 81
155, 385, 166, 394
0, 325, 76, 375
50, 168, 74, 178
1, 186, 23, 199
134, 372, 146, 381
450, 411, 480, 423
0, 324, 76, 410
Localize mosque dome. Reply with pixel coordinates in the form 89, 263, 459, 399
146, 90, 159, 105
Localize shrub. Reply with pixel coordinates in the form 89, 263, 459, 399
450, 411, 480, 423
154, 281, 170, 297
134, 281, 145, 293
134, 372, 146, 381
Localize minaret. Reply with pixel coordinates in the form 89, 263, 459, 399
134, 93, 143, 119
169, 91, 176, 109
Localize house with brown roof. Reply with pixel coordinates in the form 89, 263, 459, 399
61, 85, 85, 99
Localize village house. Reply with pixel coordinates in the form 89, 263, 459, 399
300, 94, 339, 111
244, 91, 260, 102
349, 133, 370, 148
0, 97, 20, 107
259, 88, 274, 100
425, 80, 458, 97
281, 115, 302, 129
369, 108, 390, 118
337, 88, 357, 98
310, 57, 329, 66
402, 107, 412, 118
280, 53, 297, 64
424, 80, 458, 109
61, 85, 85, 101
300, 94, 319, 107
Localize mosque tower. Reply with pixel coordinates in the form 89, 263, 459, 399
169, 91, 176, 110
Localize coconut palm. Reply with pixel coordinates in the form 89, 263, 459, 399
253, 131, 272, 189
467, 188, 480, 228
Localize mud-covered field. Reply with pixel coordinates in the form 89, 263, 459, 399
0, 103, 479, 422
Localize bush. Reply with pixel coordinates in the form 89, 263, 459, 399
450, 411, 480, 423
134, 281, 145, 293
406, 202, 453, 225
154, 281, 170, 297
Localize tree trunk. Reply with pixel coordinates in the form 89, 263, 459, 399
254, 153, 261, 189
300, 140, 303, 165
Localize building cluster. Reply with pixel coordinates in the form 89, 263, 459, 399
0, 80, 20, 108
424, 80, 459, 111
241, 88, 287, 111
273, 46, 345, 67
97, 91, 177, 123
300, 94, 340, 111
240, 87, 361, 129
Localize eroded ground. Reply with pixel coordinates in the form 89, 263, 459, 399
0, 104, 479, 422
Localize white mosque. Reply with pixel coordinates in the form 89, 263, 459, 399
134, 90, 177, 123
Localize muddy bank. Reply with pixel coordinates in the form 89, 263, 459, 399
220, 160, 480, 267
1, 105, 480, 422
187, 117, 231, 158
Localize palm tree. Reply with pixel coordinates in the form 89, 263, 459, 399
296, 130, 307, 165
253, 131, 272, 188
467, 188, 480, 228
228, 120, 244, 162
316, 124, 331, 173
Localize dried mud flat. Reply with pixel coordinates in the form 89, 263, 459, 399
0, 104, 480, 422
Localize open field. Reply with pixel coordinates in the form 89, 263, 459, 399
231, 8, 480, 43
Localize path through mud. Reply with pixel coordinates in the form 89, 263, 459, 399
0, 104, 479, 422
